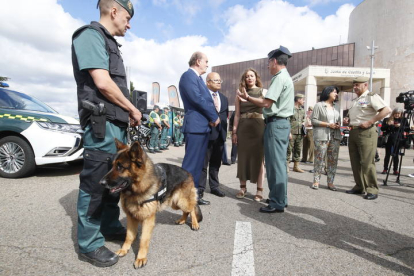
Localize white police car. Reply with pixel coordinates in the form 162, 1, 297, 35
0, 82, 83, 178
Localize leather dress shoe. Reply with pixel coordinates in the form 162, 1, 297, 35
79, 246, 119, 267
197, 198, 210, 205
103, 228, 126, 241
211, 189, 225, 197
265, 199, 288, 208
259, 205, 284, 213
364, 193, 378, 200
345, 189, 365, 194
155, 149, 162, 153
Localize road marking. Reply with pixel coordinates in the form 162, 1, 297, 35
232, 221, 255, 276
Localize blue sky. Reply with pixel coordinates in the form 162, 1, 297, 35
61, 0, 363, 45
1, 0, 363, 116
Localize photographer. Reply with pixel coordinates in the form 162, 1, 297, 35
381, 108, 406, 175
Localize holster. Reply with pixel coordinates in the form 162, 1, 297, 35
90, 114, 106, 139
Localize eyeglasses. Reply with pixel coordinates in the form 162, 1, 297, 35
207, 79, 223, 84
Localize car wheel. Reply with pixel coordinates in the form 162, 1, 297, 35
0, 136, 36, 178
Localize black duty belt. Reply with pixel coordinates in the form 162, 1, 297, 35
265, 116, 288, 124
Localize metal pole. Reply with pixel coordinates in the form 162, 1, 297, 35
369, 40, 374, 91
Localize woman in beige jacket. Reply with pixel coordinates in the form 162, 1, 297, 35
310, 86, 342, 190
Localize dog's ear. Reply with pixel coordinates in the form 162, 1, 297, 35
129, 141, 143, 164
114, 138, 128, 151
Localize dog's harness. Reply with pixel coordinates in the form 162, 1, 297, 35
141, 164, 168, 204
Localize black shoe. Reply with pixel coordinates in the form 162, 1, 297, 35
223, 163, 231, 166
345, 189, 365, 194
197, 198, 210, 205
103, 228, 126, 241
381, 170, 387, 174
155, 149, 162, 153
265, 199, 288, 208
149, 150, 155, 153
307, 161, 313, 164
364, 193, 378, 200
231, 161, 236, 164
375, 157, 380, 162
300, 160, 307, 163
174, 144, 179, 147
79, 246, 119, 267
309, 169, 315, 173
211, 189, 225, 197
259, 205, 284, 213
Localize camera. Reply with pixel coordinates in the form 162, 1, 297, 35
396, 90, 414, 110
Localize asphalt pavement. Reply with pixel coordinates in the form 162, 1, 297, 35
0, 141, 413, 276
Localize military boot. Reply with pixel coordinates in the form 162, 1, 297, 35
293, 161, 305, 173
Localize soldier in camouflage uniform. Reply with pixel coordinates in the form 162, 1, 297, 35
287, 94, 306, 173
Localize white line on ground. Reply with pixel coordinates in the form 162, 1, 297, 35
231, 221, 255, 276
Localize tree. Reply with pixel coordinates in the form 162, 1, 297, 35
0, 76, 10, 82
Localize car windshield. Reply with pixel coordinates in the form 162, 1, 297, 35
0, 89, 57, 113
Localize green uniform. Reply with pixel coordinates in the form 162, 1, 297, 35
263, 68, 294, 210
179, 117, 184, 145
348, 90, 387, 195
287, 106, 305, 162
160, 112, 169, 149
149, 110, 161, 150
173, 115, 181, 146
73, 26, 126, 254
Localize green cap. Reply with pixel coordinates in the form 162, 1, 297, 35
97, 0, 134, 18
115, 0, 134, 17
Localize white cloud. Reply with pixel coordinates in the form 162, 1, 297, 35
0, 0, 355, 117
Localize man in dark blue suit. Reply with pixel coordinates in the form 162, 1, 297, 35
179, 52, 220, 205
199, 72, 228, 200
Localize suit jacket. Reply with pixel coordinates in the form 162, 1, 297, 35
209, 91, 228, 141
179, 69, 218, 134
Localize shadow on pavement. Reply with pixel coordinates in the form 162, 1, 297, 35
35, 162, 83, 177
234, 196, 414, 275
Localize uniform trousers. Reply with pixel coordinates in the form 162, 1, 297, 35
287, 134, 303, 162
160, 126, 169, 148
77, 122, 126, 253
348, 126, 379, 194
264, 119, 290, 210
149, 126, 160, 150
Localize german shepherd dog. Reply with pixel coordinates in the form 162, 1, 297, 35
100, 139, 202, 269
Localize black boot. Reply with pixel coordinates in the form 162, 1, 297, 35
197, 191, 210, 205
79, 246, 119, 267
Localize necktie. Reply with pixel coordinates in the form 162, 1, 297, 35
213, 92, 219, 112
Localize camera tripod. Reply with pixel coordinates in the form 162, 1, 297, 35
383, 109, 413, 186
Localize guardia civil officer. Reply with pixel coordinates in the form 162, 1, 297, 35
72, 0, 141, 267
346, 76, 391, 200
148, 105, 162, 153
238, 46, 294, 213
160, 106, 170, 150
173, 112, 182, 146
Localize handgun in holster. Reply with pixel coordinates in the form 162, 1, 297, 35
81, 100, 107, 139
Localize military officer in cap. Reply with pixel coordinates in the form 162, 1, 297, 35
238, 46, 294, 213
160, 106, 170, 150
149, 105, 162, 153
287, 93, 306, 173
346, 76, 391, 200
72, 0, 141, 267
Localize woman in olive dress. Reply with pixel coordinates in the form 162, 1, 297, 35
232, 68, 265, 201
